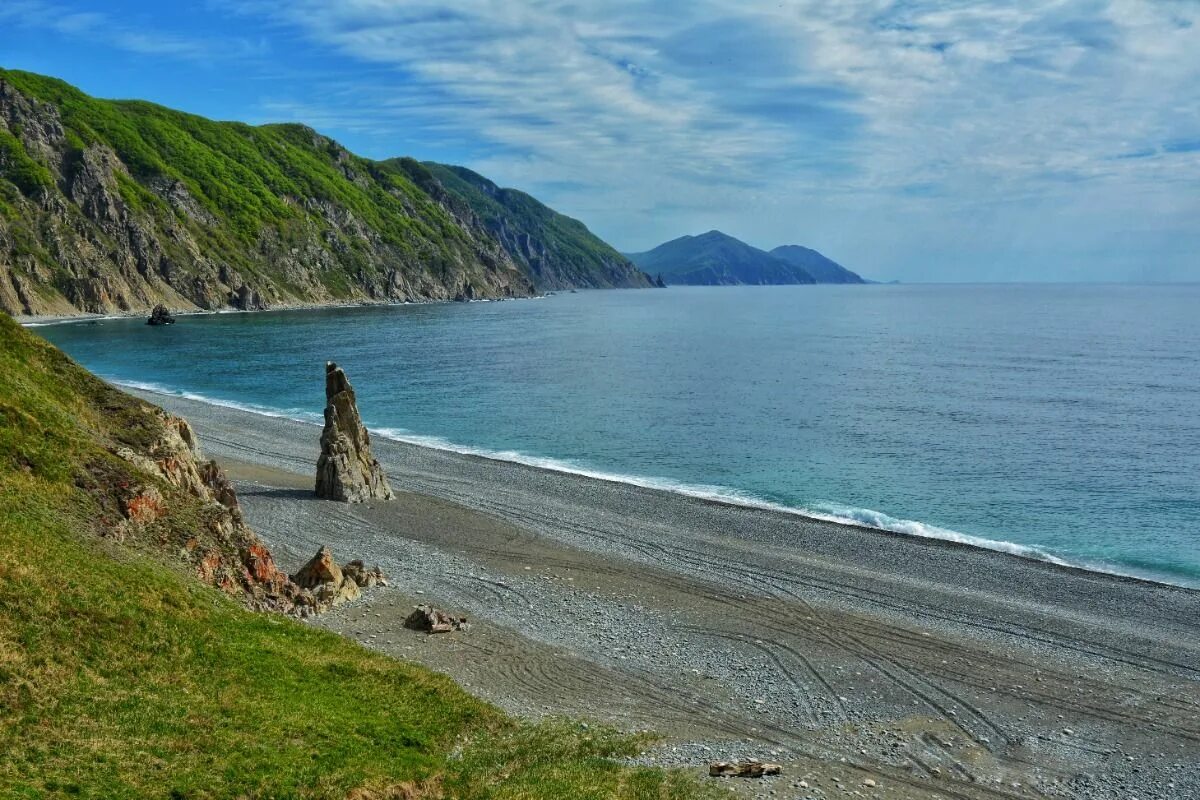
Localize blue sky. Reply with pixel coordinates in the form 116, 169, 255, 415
1, 1, 1197, 281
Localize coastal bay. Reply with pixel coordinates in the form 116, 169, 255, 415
135, 387, 1200, 799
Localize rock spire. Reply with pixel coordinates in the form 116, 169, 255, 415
314, 362, 394, 502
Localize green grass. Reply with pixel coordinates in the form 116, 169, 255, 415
0, 314, 707, 799
0, 128, 54, 195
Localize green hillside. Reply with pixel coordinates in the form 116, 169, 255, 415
420, 163, 652, 290
0, 69, 645, 316
0, 312, 703, 799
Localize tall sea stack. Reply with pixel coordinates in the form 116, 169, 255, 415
314, 362, 395, 503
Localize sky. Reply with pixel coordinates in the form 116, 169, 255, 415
1, 1, 1197, 282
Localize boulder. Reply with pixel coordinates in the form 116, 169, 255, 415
343, 559, 387, 588
290, 546, 386, 612
404, 604, 468, 634
314, 362, 395, 503
146, 304, 175, 325
291, 545, 343, 589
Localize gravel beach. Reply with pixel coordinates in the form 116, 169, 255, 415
134, 389, 1200, 800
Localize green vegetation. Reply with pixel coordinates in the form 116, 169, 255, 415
0, 69, 456, 249
0, 128, 53, 195
418, 163, 651, 289
0, 313, 705, 799
0, 68, 518, 312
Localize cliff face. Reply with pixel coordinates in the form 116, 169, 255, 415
0, 70, 596, 316
419, 162, 653, 290
0, 310, 375, 615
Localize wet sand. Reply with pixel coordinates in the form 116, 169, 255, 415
134, 389, 1200, 799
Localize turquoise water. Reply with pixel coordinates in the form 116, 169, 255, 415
34, 284, 1200, 586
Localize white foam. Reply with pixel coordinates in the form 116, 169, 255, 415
798, 501, 1073, 565
114, 379, 325, 426
117, 378, 1172, 585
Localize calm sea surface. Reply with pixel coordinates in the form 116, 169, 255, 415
35, 284, 1200, 586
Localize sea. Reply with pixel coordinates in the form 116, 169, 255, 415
33, 284, 1200, 587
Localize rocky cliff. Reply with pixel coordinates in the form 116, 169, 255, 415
0, 70, 644, 317
0, 310, 375, 615
419, 162, 653, 290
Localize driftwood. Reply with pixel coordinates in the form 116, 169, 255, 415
708, 760, 782, 778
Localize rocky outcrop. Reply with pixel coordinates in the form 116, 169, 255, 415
146, 304, 175, 325
291, 546, 387, 611
108, 404, 381, 616
404, 604, 469, 634
314, 362, 394, 503
110, 408, 303, 612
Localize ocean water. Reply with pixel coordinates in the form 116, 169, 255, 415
34, 284, 1200, 587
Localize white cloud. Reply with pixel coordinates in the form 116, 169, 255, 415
12, 0, 1199, 279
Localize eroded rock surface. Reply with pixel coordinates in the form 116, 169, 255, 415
404, 604, 469, 634
291, 546, 387, 612
108, 405, 383, 616
314, 362, 394, 503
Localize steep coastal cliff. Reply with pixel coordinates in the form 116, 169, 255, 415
0, 70, 650, 317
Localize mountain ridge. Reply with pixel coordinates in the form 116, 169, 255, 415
0, 69, 648, 317
418, 162, 652, 290
627, 230, 862, 286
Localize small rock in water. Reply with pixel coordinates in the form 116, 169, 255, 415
146, 304, 175, 326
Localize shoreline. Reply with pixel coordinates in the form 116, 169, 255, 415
14, 292, 554, 328
117, 380, 1196, 592
133, 383, 1200, 799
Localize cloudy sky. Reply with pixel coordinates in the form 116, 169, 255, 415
2, 1, 1197, 281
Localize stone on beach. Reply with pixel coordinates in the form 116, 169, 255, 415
291, 546, 386, 612
708, 760, 782, 778
404, 604, 469, 634
343, 559, 387, 588
314, 361, 394, 503
292, 545, 344, 589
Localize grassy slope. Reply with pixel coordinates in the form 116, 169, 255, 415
0, 69, 499, 298
0, 313, 704, 799
419, 163, 649, 289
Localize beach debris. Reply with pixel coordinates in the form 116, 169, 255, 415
708, 760, 782, 778
315, 361, 395, 503
404, 604, 469, 634
291, 546, 386, 611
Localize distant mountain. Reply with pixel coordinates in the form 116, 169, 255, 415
769, 245, 864, 284
418, 163, 652, 291
626, 230, 816, 286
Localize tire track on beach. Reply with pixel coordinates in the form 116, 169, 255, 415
362, 487, 1200, 751
451, 495, 1022, 749
437, 479, 1200, 682
491, 505, 1200, 748
676, 626, 832, 728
